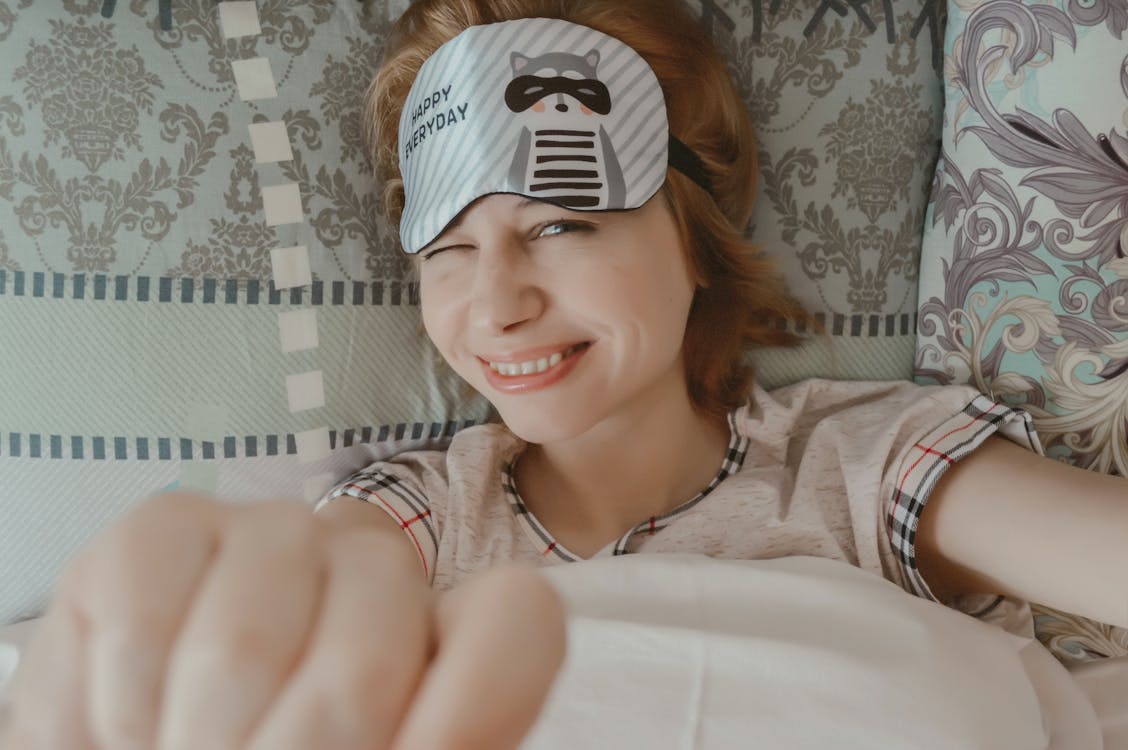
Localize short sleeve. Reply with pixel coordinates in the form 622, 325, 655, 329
883, 385, 1043, 625
314, 450, 449, 585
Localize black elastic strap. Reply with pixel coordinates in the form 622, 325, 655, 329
668, 136, 713, 196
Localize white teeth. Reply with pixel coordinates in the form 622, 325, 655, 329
490, 344, 583, 377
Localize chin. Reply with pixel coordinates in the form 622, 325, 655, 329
491, 402, 595, 445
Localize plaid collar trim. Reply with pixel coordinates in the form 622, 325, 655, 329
502, 406, 750, 562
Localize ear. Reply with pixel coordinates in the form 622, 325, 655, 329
511, 52, 530, 72
584, 49, 600, 68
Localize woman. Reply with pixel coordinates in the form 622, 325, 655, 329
3, 1, 1125, 748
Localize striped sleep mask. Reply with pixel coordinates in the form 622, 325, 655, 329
396, 17, 712, 254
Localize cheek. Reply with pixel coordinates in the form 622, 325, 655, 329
532, 100, 546, 113
596, 264, 691, 341
420, 282, 456, 351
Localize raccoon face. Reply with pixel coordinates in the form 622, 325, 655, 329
505, 49, 612, 115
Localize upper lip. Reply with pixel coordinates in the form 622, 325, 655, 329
478, 341, 590, 364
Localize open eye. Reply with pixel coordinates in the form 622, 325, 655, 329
537, 219, 593, 239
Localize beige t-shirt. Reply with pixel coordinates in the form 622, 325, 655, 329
316, 379, 1043, 637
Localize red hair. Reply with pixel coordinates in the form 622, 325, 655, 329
366, 0, 813, 419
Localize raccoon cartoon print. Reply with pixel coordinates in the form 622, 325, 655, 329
504, 49, 627, 210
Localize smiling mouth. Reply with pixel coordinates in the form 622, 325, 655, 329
486, 342, 591, 377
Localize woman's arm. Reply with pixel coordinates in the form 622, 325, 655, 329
916, 435, 1128, 629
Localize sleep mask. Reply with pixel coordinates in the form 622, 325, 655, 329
397, 17, 713, 254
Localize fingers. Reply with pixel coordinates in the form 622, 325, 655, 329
5, 491, 219, 750
3, 600, 98, 749
6, 492, 567, 750
155, 502, 325, 750
246, 527, 433, 750
79, 492, 221, 750
392, 566, 567, 750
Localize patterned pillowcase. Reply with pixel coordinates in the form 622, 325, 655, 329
699, 0, 945, 387
0, 0, 494, 625
0, 0, 944, 626
915, 0, 1128, 661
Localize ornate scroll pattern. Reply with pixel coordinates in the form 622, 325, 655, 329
916, 0, 1128, 661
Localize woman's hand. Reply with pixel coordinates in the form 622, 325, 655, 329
0, 491, 566, 750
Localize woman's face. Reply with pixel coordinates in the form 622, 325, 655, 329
417, 192, 698, 444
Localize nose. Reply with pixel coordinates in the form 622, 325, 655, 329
555, 93, 568, 113
468, 240, 544, 335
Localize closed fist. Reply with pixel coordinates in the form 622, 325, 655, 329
0, 491, 566, 750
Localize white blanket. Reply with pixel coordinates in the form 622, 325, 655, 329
527, 555, 1118, 750
1, 555, 1122, 748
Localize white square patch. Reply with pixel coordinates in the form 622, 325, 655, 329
232, 57, 277, 101
286, 370, 325, 413
219, 1, 262, 38
279, 309, 319, 353
249, 121, 293, 163
295, 426, 332, 464
270, 245, 311, 290
262, 183, 303, 226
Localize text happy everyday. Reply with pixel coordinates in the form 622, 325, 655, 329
403, 83, 470, 161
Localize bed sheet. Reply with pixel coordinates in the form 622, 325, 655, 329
1, 555, 1124, 748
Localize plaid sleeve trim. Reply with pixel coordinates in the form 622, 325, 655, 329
314, 468, 438, 582
887, 394, 1043, 603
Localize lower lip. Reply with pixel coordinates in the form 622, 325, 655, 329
481, 343, 592, 394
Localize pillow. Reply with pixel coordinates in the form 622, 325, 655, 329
914, 0, 1128, 661
0, 0, 493, 626
698, 0, 945, 387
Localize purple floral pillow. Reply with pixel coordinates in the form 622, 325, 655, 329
915, 0, 1128, 661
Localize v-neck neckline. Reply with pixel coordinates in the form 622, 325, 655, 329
501, 407, 750, 562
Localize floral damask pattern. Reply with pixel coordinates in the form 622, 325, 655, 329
303, 25, 410, 281
15, 18, 162, 172
142, 0, 334, 82
722, 0, 870, 132
916, 0, 1128, 661
166, 143, 278, 280
145, 0, 406, 282
0, 1, 407, 282
1, 29, 228, 273
0, 228, 13, 273
0, 2, 17, 42
823, 80, 934, 223
0, 107, 227, 272
312, 35, 383, 167
707, 0, 941, 327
